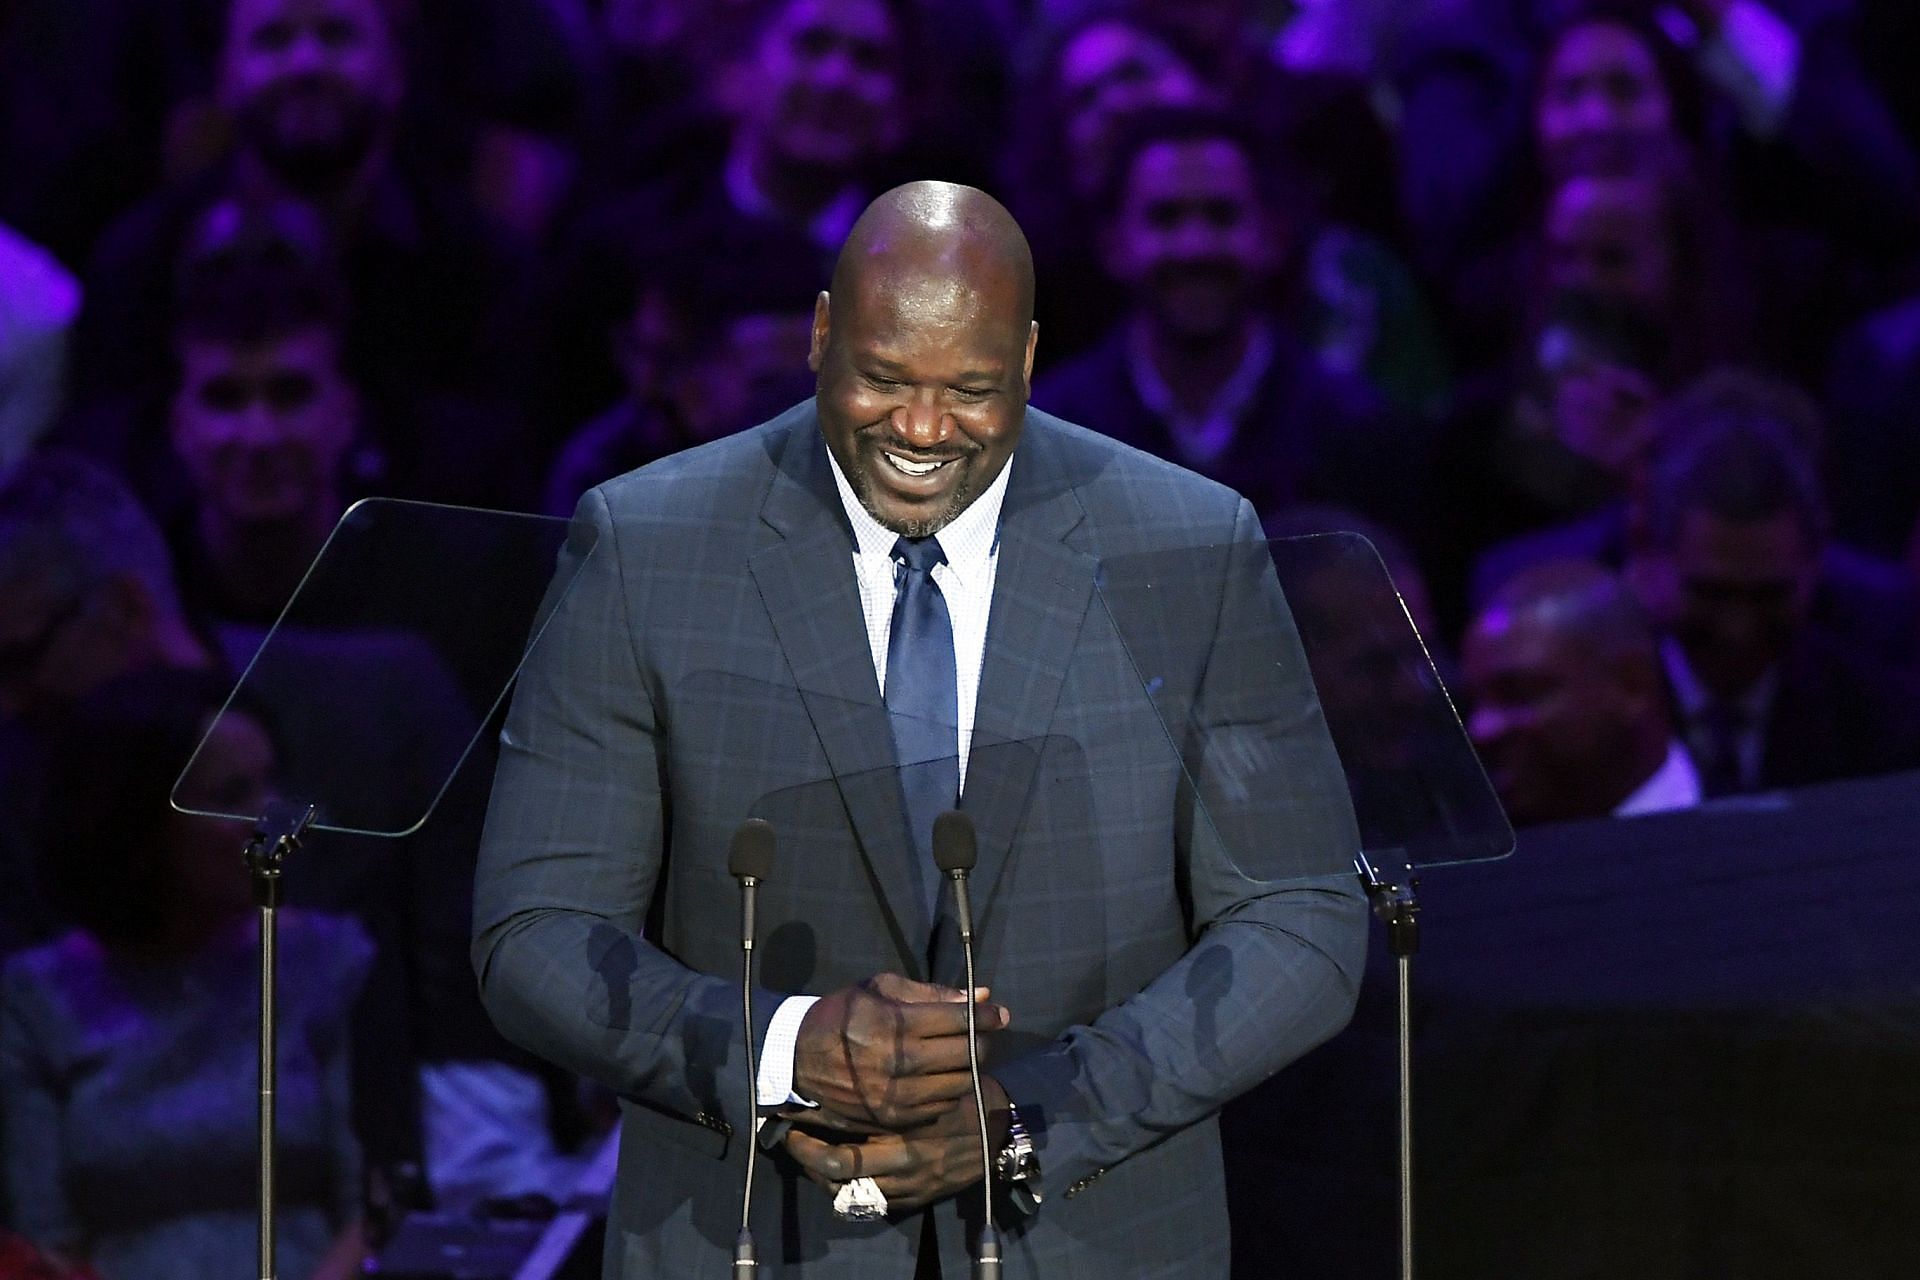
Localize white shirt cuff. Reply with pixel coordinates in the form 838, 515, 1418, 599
1699, 0, 1801, 136
755, 995, 821, 1108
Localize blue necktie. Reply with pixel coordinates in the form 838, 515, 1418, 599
886, 535, 959, 919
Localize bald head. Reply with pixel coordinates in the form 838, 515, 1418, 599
830, 182, 1035, 331
1463, 559, 1673, 825
1477, 560, 1657, 669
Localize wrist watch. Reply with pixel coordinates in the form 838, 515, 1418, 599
994, 1101, 1042, 1207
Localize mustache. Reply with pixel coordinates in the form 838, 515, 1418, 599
856, 429, 977, 465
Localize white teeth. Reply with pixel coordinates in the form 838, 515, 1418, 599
883, 452, 947, 477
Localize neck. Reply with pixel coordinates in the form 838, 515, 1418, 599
1140, 315, 1259, 419
197, 501, 336, 619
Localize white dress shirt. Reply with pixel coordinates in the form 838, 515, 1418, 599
1614, 739, 1705, 817
756, 445, 1011, 1108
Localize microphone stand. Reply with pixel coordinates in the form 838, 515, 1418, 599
934, 811, 1000, 1279
729, 819, 775, 1278
1355, 849, 1420, 1280
243, 799, 319, 1280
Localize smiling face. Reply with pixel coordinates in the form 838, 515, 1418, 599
809, 260, 1036, 538
171, 327, 357, 528
1536, 20, 1674, 179
222, 0, 402, 188
1105, 135, 1277, 343
746, 0, 903, 175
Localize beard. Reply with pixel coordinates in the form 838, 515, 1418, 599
235, 78, 388, 193
844, 428, 983, 539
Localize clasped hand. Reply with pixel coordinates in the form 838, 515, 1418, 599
783, 973, 1011, 1213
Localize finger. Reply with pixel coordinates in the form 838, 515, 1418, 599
867, 973, 970, 1003
895, 999, 1010, 1038
786, 1129, 856, 1181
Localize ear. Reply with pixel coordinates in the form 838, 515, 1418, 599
1022, 321, 1038, 394
807, 291, 831, 374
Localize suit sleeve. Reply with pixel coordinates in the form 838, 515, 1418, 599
471, 486, 779, 1136
991, 500, 1369, 1197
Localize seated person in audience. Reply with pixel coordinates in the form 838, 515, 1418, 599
0, 455, 220, 954
1397, 0, 1920, 329
1625, 411, 1920, 794
1464, 559, 1700, 825
542, 241, 820, 514
1474, 368, 1920, 670
63, 0, 527, 514
540, 0, 929, 439
0, 669, 370, 1280
1004, 6, 1213, 364
0, 454, 568, 1210
1032, 106, 1427, 536
164, 254, 359, 628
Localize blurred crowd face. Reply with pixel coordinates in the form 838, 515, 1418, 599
811, 264, 1036, 538
1463, 605, 1652, 825
1057, 21, 1207, 196
221, 0, 404, 190
743, 0, 904, 177
1106, 137, 1278, 344
168, 708, 276, 928
1633, 508, 1819, 697
171, 328, 358, 529
1545, 174, 1675, 322
680, 312, 818, 442
1536, 21, 1674, 180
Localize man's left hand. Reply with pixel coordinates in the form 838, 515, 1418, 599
785, 1075, 1011, 1214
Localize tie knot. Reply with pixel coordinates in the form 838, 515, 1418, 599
892, 536, 947, 575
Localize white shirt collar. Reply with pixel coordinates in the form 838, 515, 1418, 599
825, 439, 1011, 593
1615, 739, 1704, 817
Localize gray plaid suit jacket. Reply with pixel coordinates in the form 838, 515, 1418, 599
472, 400, 1367, 1277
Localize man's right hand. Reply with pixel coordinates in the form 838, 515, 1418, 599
790, 973, 1008, 1134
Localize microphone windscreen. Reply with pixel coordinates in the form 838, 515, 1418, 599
931, 809, 977, 874
728, 818, 775, 881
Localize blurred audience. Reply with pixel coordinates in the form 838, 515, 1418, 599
1, 669, 369, 1280
1464, 559, 1698, 824
5, 0, 1920, 1254
1626, 405, 1920, 794
63, 0, 528, 515
1032, 106, 1431, 535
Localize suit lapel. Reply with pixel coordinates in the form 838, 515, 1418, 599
963, 416, 1096, 925
748, 412, 930, 975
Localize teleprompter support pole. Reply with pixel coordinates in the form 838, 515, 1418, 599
1354, 850, 1420, 1280
244, 800, 318, 1280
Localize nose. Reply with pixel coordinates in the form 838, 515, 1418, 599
889, 390, 953, 450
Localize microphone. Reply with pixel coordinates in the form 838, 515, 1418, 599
729, 818, 776, 1278
932, 810, 1001, 1280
